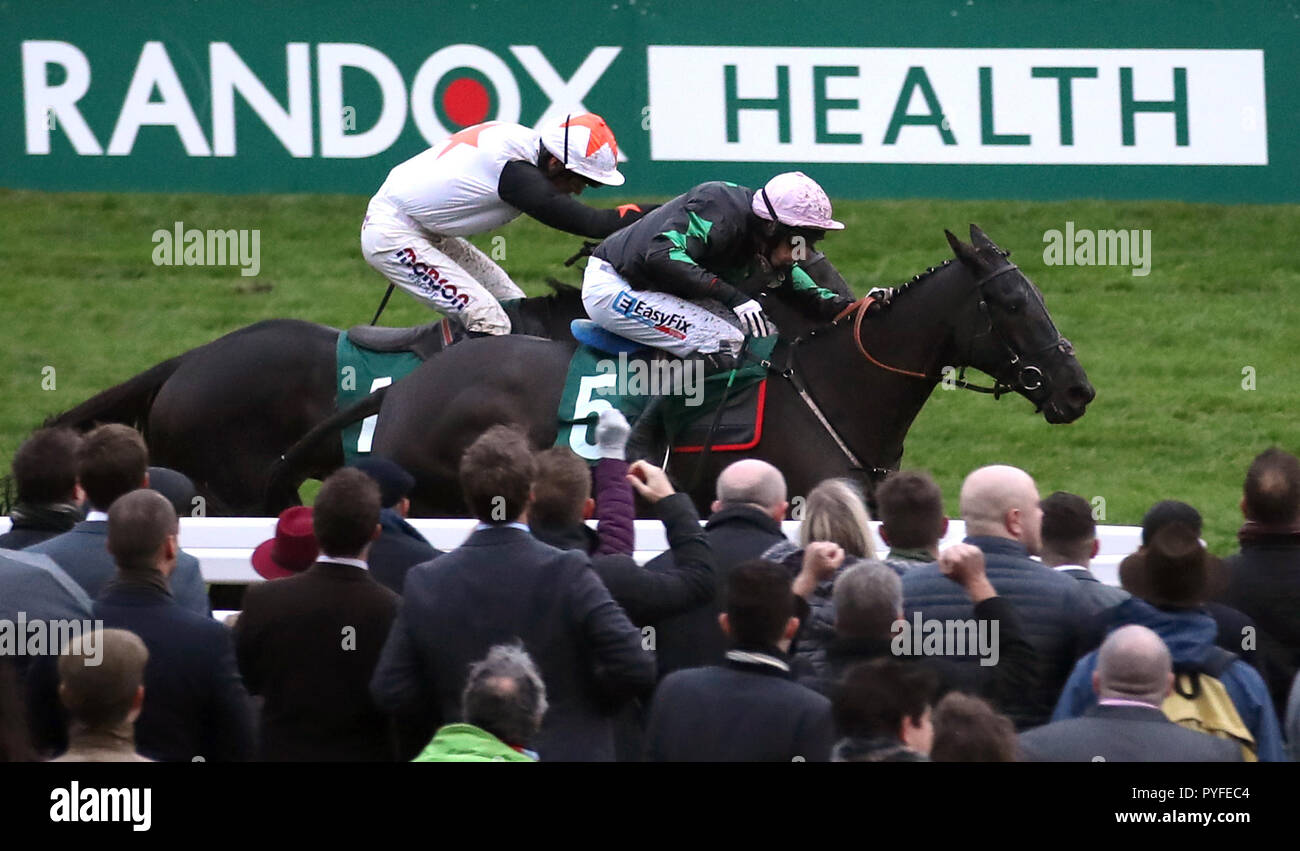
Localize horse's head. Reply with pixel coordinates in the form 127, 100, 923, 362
945, 225, 1095, 424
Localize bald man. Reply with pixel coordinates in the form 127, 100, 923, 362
902, 465, 1088, 730
1019, 626, 1240, 761
647, 459, 791, 677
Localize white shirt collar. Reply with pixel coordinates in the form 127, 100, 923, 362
86, 510, 109, 522
725, 650, 790, 672
316, 556, 369, 571
1052, 563, 1088, 573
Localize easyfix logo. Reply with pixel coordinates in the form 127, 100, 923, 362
615, 290, 691, 336
21, 41, 624, 159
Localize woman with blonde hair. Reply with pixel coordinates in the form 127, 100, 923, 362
763, 477, 883, 677
798, 478, 878, 561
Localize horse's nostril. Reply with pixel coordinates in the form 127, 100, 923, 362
1067, 384, 1095, 405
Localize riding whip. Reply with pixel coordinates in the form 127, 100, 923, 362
369, 283, 396, 325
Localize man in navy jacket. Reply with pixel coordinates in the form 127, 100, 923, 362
32, 490, 253, 760
370, 425, 655, 761
902, 465, 1088, 730
351, 457, 440, 595
644, 560, 834, 761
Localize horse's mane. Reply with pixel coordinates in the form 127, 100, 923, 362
875, 257, 955, 309
876, 245, 1011, 310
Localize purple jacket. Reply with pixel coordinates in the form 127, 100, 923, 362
593, 458, 636, 556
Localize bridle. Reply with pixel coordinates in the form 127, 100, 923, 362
824, 260, 1074, 401
736, 258, 1073, 488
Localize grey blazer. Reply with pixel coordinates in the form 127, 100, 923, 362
1019, 703, 1244, 762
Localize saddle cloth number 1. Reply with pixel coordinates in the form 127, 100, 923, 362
356, 376, 394, 454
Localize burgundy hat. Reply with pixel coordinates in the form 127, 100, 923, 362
252, 506, 319, 580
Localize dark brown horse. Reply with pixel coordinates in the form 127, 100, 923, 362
44, 287, 585, 514
268, 226, 1095, 515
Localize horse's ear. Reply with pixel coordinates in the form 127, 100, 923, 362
945, 229, 978, 267
969, 224, 1000, 255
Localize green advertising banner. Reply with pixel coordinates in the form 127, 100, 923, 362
3, 0, 1296, 201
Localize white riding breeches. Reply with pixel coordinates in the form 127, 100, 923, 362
581, 257, 744, 358
361, 208, 524, 335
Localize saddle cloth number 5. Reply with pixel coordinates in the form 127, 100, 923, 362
568, 372, 616, 461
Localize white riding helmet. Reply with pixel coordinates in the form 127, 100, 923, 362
752, 171, 844, 230
539, 113, 625, 187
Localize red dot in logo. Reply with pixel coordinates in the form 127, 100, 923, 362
442, 78, 490, 127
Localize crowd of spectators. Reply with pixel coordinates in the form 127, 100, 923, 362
2, 415, 1299, 762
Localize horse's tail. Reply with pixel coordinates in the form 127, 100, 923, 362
43, 353, 189, 432
262, 385, 391, 514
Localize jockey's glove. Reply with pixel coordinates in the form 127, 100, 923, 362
733, 299, 774, 338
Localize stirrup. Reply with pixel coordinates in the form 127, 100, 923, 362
700, 350, 740, 375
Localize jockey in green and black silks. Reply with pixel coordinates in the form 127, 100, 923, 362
583, 171, 852, 369
582, 172, 853, 457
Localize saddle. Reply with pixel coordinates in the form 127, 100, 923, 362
346, 320, 457, 360
347, 298, 530, 358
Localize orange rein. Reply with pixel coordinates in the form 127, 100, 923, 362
831, 296, 930, 380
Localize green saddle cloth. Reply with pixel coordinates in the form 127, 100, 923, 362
335, 332, 422, 464
554, 335, 778, 462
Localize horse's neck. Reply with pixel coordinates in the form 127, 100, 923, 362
870, 262, 970, 370
798, 264, 968, 471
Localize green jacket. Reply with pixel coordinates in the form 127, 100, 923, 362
412, 724, 536, 762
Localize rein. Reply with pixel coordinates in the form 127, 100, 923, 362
740, 332, 892, 488
814, 261, 1070, 399
737, 258, 1066, 483
833, 294, 1015, 397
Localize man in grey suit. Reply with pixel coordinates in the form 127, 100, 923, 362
26, 425, 209, 615
0, 549, 94, 671
1019, 625, 1241, 762
1040, 491, 1128, 613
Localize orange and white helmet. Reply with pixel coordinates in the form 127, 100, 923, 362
752, 171, 844, 230
540, 113, 625, 187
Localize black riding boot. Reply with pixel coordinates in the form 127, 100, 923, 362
624, 394, 670, 466
623, 350, 741, 465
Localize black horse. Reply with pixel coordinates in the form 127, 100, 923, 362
269, 226, 1095, 515
44, 286, 585, 514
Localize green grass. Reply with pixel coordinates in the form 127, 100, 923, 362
2, 189, 1297, 553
